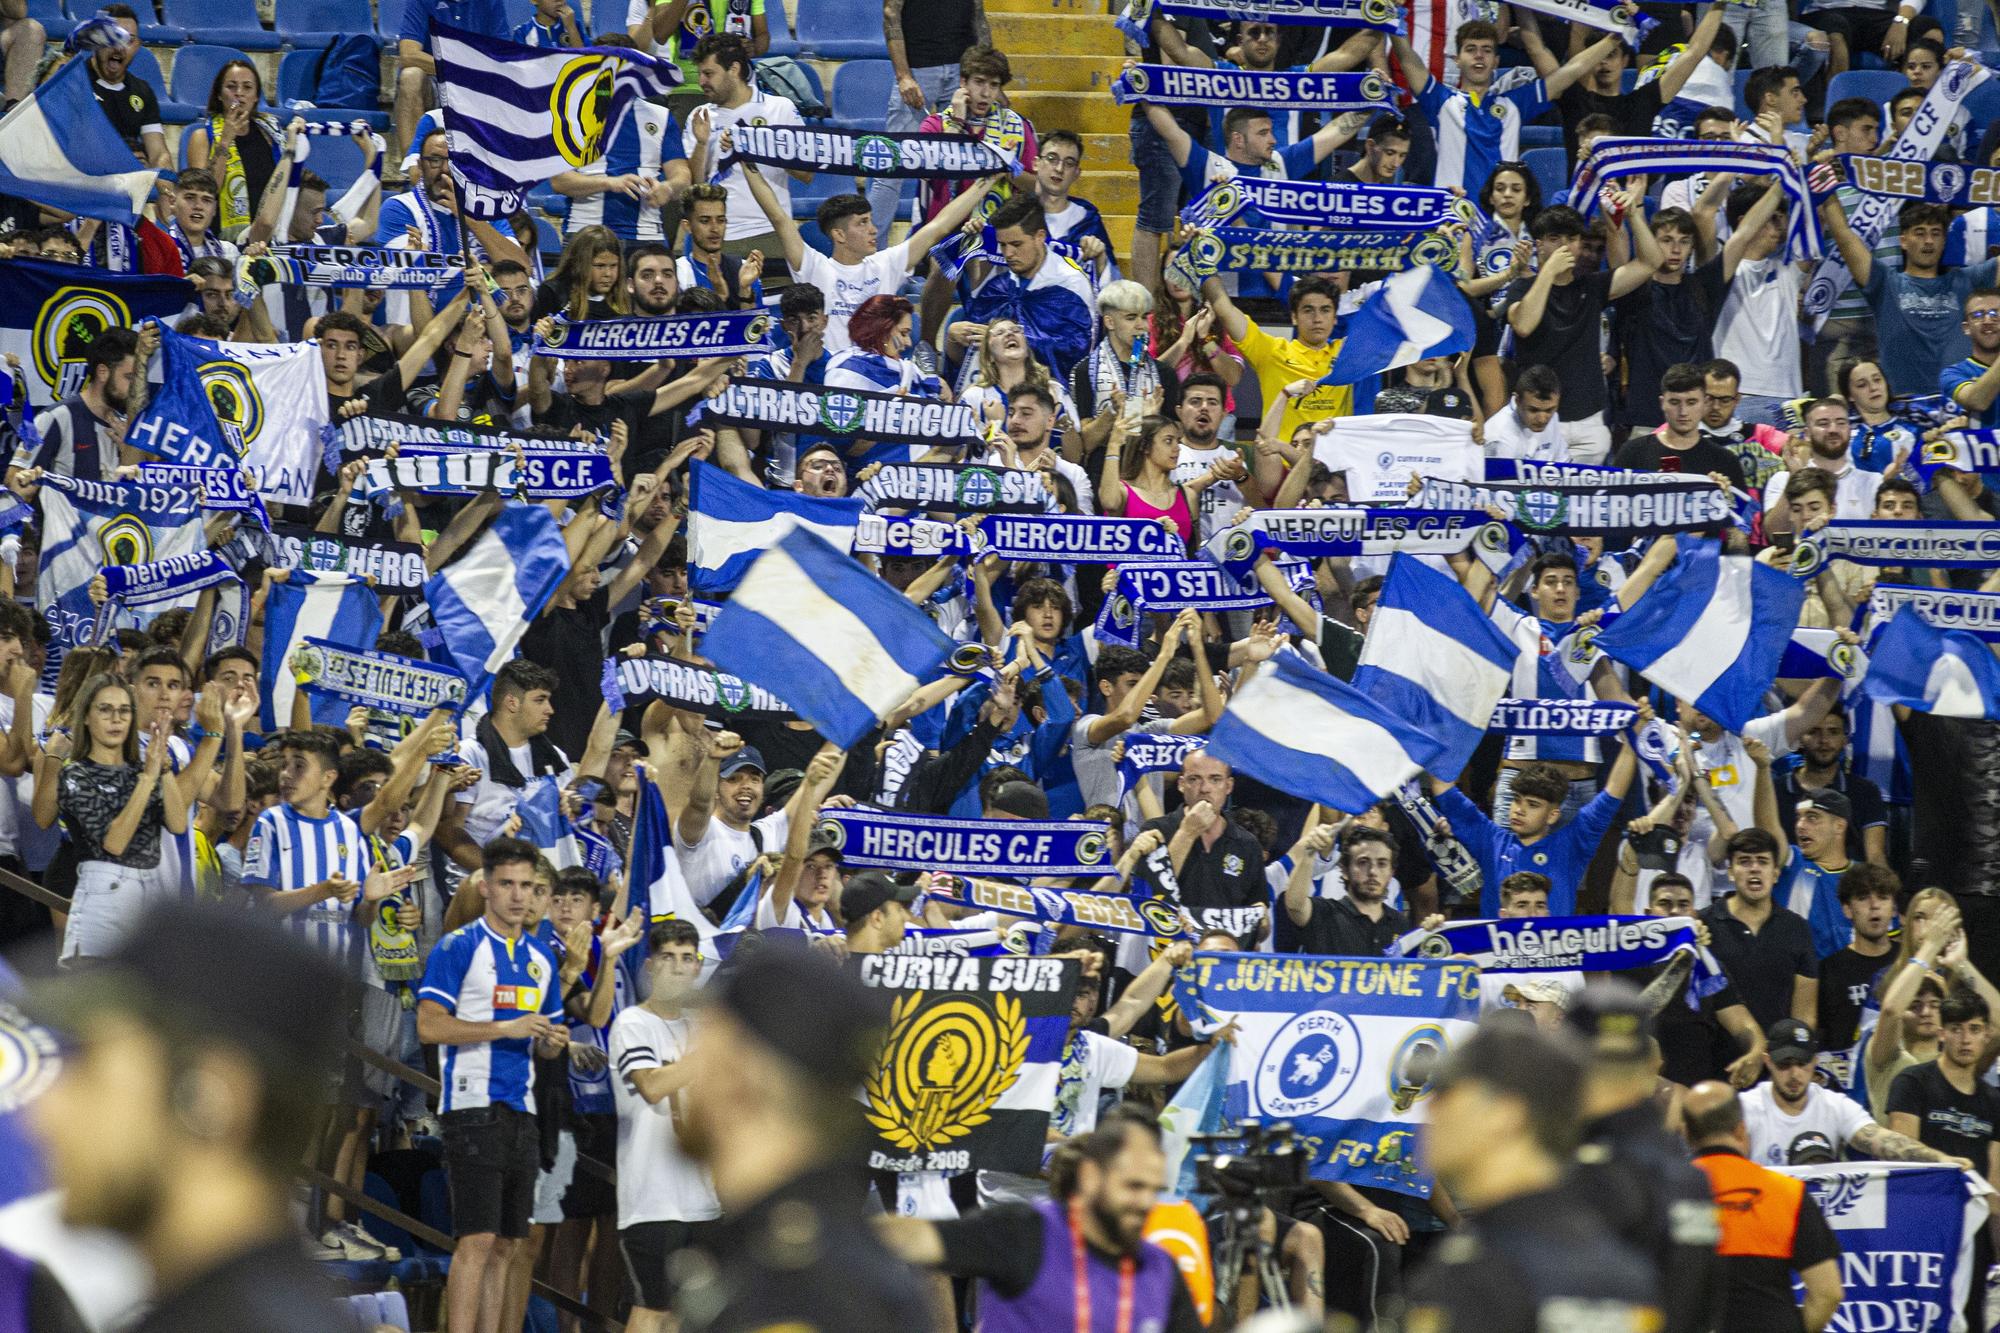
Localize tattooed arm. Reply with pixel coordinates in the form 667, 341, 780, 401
1850, 1120, 1974, 1169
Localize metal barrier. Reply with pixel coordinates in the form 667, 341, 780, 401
0, 864, 625, 1331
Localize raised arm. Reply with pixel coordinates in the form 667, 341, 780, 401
1659, 4, 1726, 102
1816, 193, 1875, 291
1388, 31, 1432, 95
1198, 274, 1251, 342
1721, 179, 1784, 282
1543, 33, 1620, 98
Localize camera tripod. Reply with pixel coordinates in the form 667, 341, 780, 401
1207, 1188, 1292, 1316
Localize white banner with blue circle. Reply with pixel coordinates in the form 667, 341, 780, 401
1172, 952, 1481, 1198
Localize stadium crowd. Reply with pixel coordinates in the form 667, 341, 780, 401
4, 0, 2000, 1328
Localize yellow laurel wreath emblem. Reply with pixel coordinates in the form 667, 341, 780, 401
864, 992, 1028, 1153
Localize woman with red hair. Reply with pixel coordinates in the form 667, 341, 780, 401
823, 295, 948, 465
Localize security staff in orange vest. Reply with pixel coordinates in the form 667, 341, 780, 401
1684, 1080, 1844, 1333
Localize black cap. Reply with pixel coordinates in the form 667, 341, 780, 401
612, 730, 642, 753
709, 936, 889, 1090
1565, 979, 1654, 1063
805, 822, 845, 863
1795, 788, 1853, 824
1786, 1130, 1838, 1165
1767, 1018, 1818, 1065
986, 780, 1050, 822
837, 870, 918, 927
762, 768, 805, 813
22, 901, 350, 1088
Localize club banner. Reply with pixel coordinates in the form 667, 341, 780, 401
1180, 177, 1465, 232
1388, 914, 1727, 1005
1917, 427, 2000, 479
37, 475, 203, 674
695, 377, 986, 452
813, 807, 1113, 877
722, 125, 1016, 180
1781, 1163, 1987, 1333
854, 462, 1059, 514
1505, 0, 1646, 40
96, 550, 237, 607
531, 309, 774, 360
1176, 227, 1461, 279
1837, 154, 2000, 208
1140, 0, 1406, 31
1791, 520, 2000, 573
1570, 137, 1823, 260
362, 446, 613, 499
1171, 952, 1482, 1197
1095, 557, 1317, 648
1778, 627, 1864, 680
291, 638, 469, 718
1204, 508, 1513, 579
0, 259, 190, 408
1118, 734, 1208, 797
1864, 583, 2000, 642
253, 523, 429, 593
975, 513, 1185, 563
1111, 64, 1392, 110
137, 462, 269, 525
853, 514, 975, 559
1806, 60, 1990, 328
924, 875, 1194, 939
237, 246, 464, 298
601, 655, 797, 721
1486, 698, 1639, 735
854, 952, 1081, 1175
128, 327, 329, 507
1415, 475, 1737, 535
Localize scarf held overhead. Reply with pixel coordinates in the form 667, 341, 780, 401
1112, 64, 1393, 110
532, 309, 774, 360
1181, 176, 1467, 231
814, 807, 1114, 876
721, 125, 1016, 179
694, 377, 985, 450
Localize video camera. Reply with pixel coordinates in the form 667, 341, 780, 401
1190, 1121, 1309, 1198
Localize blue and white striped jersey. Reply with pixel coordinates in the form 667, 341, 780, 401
419, 918, 565, 1113
566, 101, 684, 243
1489, 601, 1606, 765
244, 803, 368, 969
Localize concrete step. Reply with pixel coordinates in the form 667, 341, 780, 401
1076, 168, 1137, 213
988, 10, 1126, 55
1004, 52, 1122, 94
1101, 212, 1136, 258
987, 0, 1106, 13
1008, 89, 1133, 134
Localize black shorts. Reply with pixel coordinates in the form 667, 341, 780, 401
442, 1106, 541, 1240
620, 1218, 722, 1311
561, 1113, 618, 1219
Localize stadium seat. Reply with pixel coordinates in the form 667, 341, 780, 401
1518, 123, 1562, 151
1732, 68, 1751, 120
304, 129, 367, 190
23, 0, 76, 43
345, 1292, 412, 1333
789, 170, 861, 218
376, 0, 409, 41
499, 0, 531, 35
796, 0, 879, 59
1962, 78, 2000, 136
277, 48, 391, 126
416, 1168, 452, 1254
362, 1174, 419, 1258
161, 0, 281, 48
831, 58, 894, 128
1826, 69, 1906, 111
1522, 146, 1567, 203
765, 23, 800, 56
129, 47, 202, 121
274, 0, 374, 48
170, 43, 258, 109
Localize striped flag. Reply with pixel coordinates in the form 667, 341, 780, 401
0, 56, 157, 225
1860, 611, 2000, 719
259, 572, 384, 731
687, 458, 863, 596
1596, 541, 1807, 733
628, 770, 718, 961
425, 504, 571, 700
1351, 554, 1516, 781
431, 22, 683, 217
1205, 652, 1428, 814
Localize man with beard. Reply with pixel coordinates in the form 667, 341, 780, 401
7, 326, 143, 493
25, 902, 354, 1331
1820, 199, 1999, 397
879, 1114, 1205, 1332
1002, 385, 1094, 511
1743, 1018, 1965, 1167
375, 129, 482, 307
1776, 708, 1888, 865
1281, 823, 1406, 955
1171, 374, 1247, 542
1942, 287, 2000, 430
1767, 396, 1882, 524
1776, 789, 1859, 958
672, 940, 929, 1332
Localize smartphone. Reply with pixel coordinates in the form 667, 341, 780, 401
1773, 530, 1797, 554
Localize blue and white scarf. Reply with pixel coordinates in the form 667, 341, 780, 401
977, 513, 1186, 563
1096, 557, 1316, 647
814, 806, 1115, 877
1389, 914, 1727, 1008
720, 125, 1017, 179
1181, 176, 1465, 232
1176, 226, 1461, 278
694, 377, 985, 452
1864, 583, 2000, 643
1117, 734, 1207, 798
1506, 0, 1649, 42
1135, 0, 1404, 31
854, 462, 1058, 514
139, 462, 270, 527
925, 875, 1192, 939
1570, 137, 1823, 260
601, 654, 797, 721
533, 309, 775, 360
1416, 474, 1738, 535
1917, 426, 2000, 480
235, 523, 429, 593
1111, 64, 1393, 111
92, 551, 246, 649
1204, 508, 1513, 578
292, 638, 470, 718
362, 442, 613, 499
1792, 520, 2000, 572
1486, 698, 1639, 735
852, 514, 974, 558
929, 226, 1087, 285
1838, 154, 2000, 208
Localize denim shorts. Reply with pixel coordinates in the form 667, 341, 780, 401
1129, 114, 1183, 234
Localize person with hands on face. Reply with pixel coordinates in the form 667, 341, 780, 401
757, 743, 849, 932
1280, 814, 1408, 956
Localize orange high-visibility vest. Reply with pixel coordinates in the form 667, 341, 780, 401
1144, 1199, 1216, 1325
1692, 1148, 1805, 1258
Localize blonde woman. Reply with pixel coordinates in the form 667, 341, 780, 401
957, 320, 1080, 431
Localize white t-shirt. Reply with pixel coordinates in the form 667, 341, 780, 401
609, 1006, 722, 1228
1478, 969, 1586, 1011
1312, 414, 1482, 505
1686, 711, 1793, 845
1716, 257, 1803, 400
1763, 465, 1883, 524
1741, 1081, 1874, 1167
754, 888, 836, 932
1172, 442, 1245, 544
794, 242, 913, 356
456, 737, 575, 848
1015, 450, 1096, 515
1483, 402, 1569, 462
1052, 1027, 1138, 1138
688, 92, 804, 241
673, 808, 789, 908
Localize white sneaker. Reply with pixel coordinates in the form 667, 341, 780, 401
326, 1223, 387, 1261
346, 1221, 402, 1263
308, 1230, 348, 1262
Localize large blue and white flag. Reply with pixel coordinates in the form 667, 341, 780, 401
0, 56, 158, 225
1172, 951, 1482, 1197
0, 261, 187, 408
127, 325, 328, 507
1783, 1164, 1987, 1333
425, 504, 570, 699
687, 458, 864, 596
37, 475, 202, 677
1859, 609, 2000, 719
1318, 265, 1476, 388
628, 767, 718, 962
259, 572, 383, 731
702, 528, 955, 749
431, 22, 682, 217
1351, 555, 1516, 780
1206, 652, 1429, 814
1595, 542, 1806, 732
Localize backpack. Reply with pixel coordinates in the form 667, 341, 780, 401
752, 55, 828, 119
312, 33, 383, 113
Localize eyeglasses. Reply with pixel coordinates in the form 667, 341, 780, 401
1968, 309, 2000, 322
1706, 392, 1741, 404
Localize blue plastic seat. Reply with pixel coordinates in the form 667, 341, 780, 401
764, 23, 799, 56
23, 0, 76, 41
831, 57, 894, 128
274, 0, 373, 48
1517, 123, 1562, 151
170, 43, 257, 107
304, 129, 366, 189
127, 46, 201, 121
1826, 69, 1907, 111
376, 0, 409, 41
796, 0, 879, 59
163, 0, 280, 47
1521, 146, 1567, 203
416, 1168, 452, 1254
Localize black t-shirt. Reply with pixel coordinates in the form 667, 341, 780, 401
1899, 713, 2000, 899
1281, 893, 1408, 956
1888, 1060, 2000, 1164
901, 0, 983, 69
931, 1203, 1204, 1333
1701, 900, 1818, 1032
90, 74, 161, 156
518, 589, 610, 763
1612, 260, 1727, 428
1610, 431, 1749, 490
1816, 945, 1891, 1050
1637, 956, 1748, 1086
1557, 81, 1666, 167
1139, 812, 1267, 940
537, 386, 651, 443
1503, 269, 1614, 421
1692, 1149, 1840, 1333
1775, 766, 1887, 863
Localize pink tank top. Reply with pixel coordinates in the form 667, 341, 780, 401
1120, 484, 1194, 547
